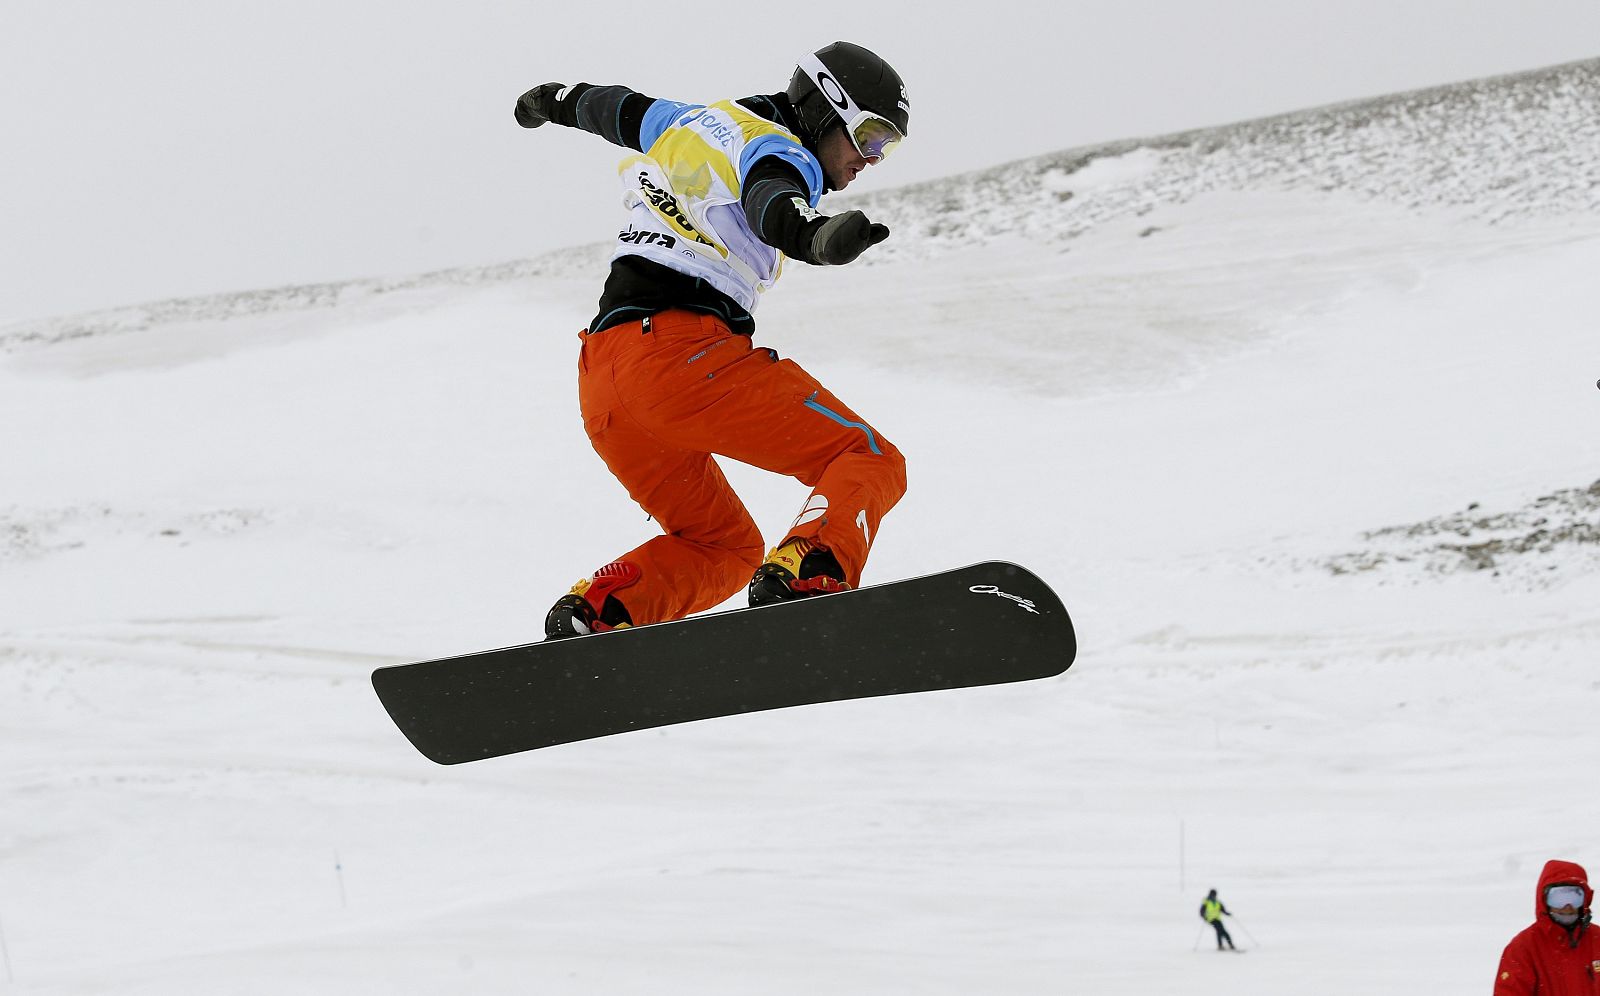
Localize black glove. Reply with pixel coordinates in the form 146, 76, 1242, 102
514, 82, 565, 129
808, 210, 890, 265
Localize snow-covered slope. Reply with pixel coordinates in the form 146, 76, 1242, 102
846, 56, 1600, 248
7, 58, 1594, 352
1, 58, 1597, 995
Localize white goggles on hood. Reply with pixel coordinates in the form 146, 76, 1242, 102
796, 53, 906, 162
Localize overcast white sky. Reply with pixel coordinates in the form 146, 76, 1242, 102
3, 0, 1597, 323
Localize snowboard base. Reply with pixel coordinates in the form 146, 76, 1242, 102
372, 561, 1075, 763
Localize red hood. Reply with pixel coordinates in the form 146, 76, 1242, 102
1535, 859, 1592, 921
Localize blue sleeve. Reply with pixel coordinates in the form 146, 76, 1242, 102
739, 135, 825, 207
639, 99, 699, 151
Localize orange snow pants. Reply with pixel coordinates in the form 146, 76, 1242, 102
575, 308, 907, 625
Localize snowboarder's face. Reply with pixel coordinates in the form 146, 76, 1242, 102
819, 124, 874, 190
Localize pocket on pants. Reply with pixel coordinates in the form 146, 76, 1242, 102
583, 409, 612, 440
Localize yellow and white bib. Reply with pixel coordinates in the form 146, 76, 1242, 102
614, 99, 825, 313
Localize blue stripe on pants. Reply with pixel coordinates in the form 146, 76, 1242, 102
803, 391, 882, 456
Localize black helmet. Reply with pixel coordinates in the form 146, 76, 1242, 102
786, 42, 909, 159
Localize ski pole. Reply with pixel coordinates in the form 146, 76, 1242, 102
1192, 923, 1206, 951
1232, 917, 1261, 948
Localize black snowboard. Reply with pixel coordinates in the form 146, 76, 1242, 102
372, 561, 1075, 763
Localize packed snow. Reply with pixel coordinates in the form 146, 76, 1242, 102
2, 59, 1597, 995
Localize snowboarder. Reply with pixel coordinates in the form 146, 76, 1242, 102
1200, 888, 1237, 951
1494, 859, 1599, 995
512, 42, 911, 638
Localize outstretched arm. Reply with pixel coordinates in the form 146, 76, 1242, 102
514, 82, 690, 153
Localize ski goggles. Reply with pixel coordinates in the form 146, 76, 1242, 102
797, 52, 906, 163
842, 111, 904, 163
1546, 884, 1586, 910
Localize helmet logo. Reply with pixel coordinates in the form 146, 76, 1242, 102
816, 71, 851, 113
798, 53, 863, 122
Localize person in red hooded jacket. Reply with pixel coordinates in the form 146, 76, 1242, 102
1494, 859, 1600, 994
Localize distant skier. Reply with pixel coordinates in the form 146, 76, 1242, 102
512, 43, 911, 637
1200, 888, 1237, 951
1494, 859, 1599, 995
